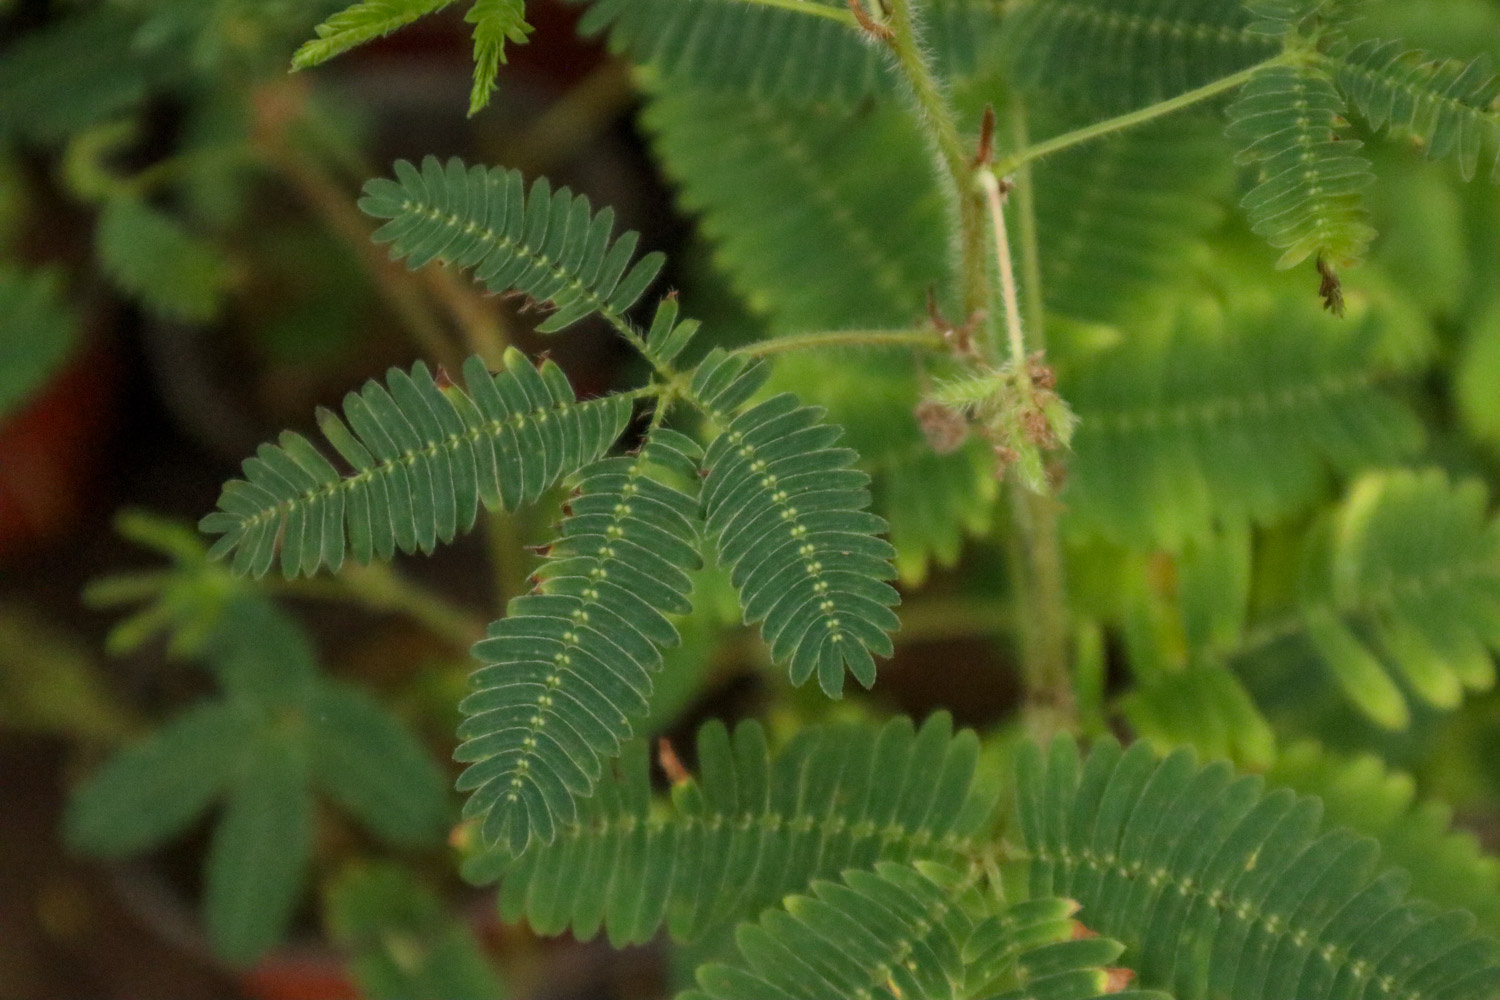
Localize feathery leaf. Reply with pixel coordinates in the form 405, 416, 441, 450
465, 0, 532, 114
1015, 736, 1500, 1000
1225, 64, 1377, 274
1331, 39, 1500, 183
359, 155, 664, 334
200, 352, 630, 578
465, 714, 998, 946
294, 0, 533, 113
1268, 742, 1500, 935
699, 375, 901, 697
456, 429, 706, 855
1295, 468, 1500, 727
1062, 298, 1421, 549
566, 0, 1001, 106
1000, 0, 1275, 112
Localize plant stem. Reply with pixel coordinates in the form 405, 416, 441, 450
881, 0, 991, 336
988, 102, 1076, 736
742, 0, 857, 23
279, 563, 484, 648
1009, 104, 1047, 351
731, 328, 944, 357
979, 172, 1026, 364
992, 57, 1283, 177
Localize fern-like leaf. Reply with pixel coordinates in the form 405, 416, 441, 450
199, 351, 630, 578
1294, 468, 1500, 728
464, 0, 532, 115
566, 0, 1000, 106
358, 156, 664, 334
1062, 299, 1422, 549
1015, 736, 1500, 1000
1268, 742, 1500, 934
1331, 40, 1500, 183
1000, 0, 1275, 112
684, 857, 1165, 1000
682, 861, 982, 1000
455, 429, 705, 854
462, 714, 998, 945
1225, 64, 1377, 274
640, 88, 948, 332
1035, 111, 1233, 325
698, 363, 901, 696
294, 1, 532, 115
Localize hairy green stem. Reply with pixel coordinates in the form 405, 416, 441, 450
744, 0, 857, 24
732, 329, 944, 357
992, 57, 1284, 177
881, 0, 990, 336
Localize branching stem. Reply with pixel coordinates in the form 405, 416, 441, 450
731, 329, 944, 357
991, 56, 1285, 177
993, 103, 1076, 736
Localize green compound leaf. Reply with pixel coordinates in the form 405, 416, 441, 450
1000, 0, 1275, 112
700, 382, 901, 697
1062, 298, 1421, 549
325, 863, 506, 1000
682, 861, 981, 1000
294, 1, 532, 115
565, 0, 1001, 106
681, 858, 1165, 1000
465, 0, 532, 115
1268, 742, 1500, 935
456, 428, 706, 855
466, 714, 998, 948
1296, 468, 1500, 728
1015, 736, 1500, 1000
204, 734, 314, 966
359, 155, 664, 334
200, 352, 630, 578
306, 683, 451, 847
96, 196, 233, 323
639, 86, 948, 332
1331, 39, 1500, 183
64, 700, 254, 857
1225, 64, 1377, 274
1034, 111, 1233, 325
